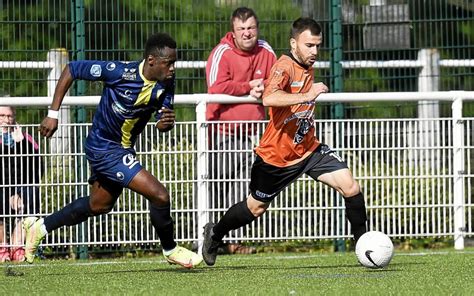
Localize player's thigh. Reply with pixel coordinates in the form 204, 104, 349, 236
127, 168, 169, 204
317, 168, 359, 196
306, 144, 358, 196
89, 179, 122, 212
86, 148, 143, 188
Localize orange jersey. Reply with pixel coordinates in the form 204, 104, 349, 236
255, 54, 320, 167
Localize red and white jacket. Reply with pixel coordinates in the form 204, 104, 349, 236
206, 32, 276, 135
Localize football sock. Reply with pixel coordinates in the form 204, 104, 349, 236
149, 203, 177, 251
162, 247, 177, 256
212, 200, 256, 241
344, 192, 368, 242
44, 196, 92, 233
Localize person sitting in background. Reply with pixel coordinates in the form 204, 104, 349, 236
0, 106, 42, 262
206, 7, 276, 254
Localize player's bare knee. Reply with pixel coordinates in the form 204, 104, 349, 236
343, 181, 360, 198
249, 206, 266, 217
247, 197, 269, 217
150, 191, 170, 206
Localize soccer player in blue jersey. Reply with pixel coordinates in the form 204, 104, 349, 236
22, 33, 203, 268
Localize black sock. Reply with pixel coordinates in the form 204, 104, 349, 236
44, 196, 92, 233
344, 192, 368, 242
149, 203, 177, 251
213, 200, 257, 241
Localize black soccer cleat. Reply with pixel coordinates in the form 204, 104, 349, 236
202, 222, 220, 266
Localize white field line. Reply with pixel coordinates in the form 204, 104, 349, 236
8, 250, 474, 268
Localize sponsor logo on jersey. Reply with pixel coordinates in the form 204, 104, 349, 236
118, 89, 133, 100
255, 69, 262, 75
111, 101, 133, 115
122, 67, 137, 80
106, 62, 116, 71
293, 117, 314, 144
290, 81, 304, 87
90, 64, 102, 77
290, 80, 304, 92
283, 110, 313, 125
282, 110, 315, 144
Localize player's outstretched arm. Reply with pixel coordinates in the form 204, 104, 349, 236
156, 108, 176, 132
40, 65, 74, 138
262, 82, 328, 107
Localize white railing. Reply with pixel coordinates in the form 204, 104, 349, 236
1, 50, 473, 251
0, 91, 473, 252
1, 48, 472, 96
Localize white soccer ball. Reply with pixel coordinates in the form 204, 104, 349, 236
355, 231, 394, 269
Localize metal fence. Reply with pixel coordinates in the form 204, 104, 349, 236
1, 1, 473, 99
0, 0, 473, 254
0, 92, 472, 252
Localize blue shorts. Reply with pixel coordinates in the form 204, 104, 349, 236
85, 147, 143, 189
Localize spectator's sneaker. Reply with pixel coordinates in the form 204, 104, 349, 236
23, 217, 46, 263
227, 243, 257, 255
0, 247, 10, 263
10, 247, 25, 262
202, 222, 220, 266
164, 246, 203, 269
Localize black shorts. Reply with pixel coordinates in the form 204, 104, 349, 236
249, 144, 348, 202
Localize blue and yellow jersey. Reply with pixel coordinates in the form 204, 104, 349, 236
69, 60, 174, 151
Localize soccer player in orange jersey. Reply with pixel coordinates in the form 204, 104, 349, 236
202, 17, 367, 266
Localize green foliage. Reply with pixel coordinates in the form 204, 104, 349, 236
2, 0, 473, 119
345, 68, 388, 92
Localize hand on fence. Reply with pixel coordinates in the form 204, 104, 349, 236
249, 79, 264, 99
310, 82, 329, 99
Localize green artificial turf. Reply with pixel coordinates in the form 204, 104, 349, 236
1, 249, 473, 295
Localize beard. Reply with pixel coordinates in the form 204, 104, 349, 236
292, 48, 315, 67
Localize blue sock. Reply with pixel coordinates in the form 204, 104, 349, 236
44, 196, 92, 233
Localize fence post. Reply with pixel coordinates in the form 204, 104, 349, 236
330, 0, 346, 252
196, 99, 209, 254
417, 49, 440, 168
417, 49, 440, 115
452, 97, 465, 250
47, 48, 70, 153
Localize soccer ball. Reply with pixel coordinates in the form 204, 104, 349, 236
355, 231, 394, 269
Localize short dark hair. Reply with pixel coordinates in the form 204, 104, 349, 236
144, 33, 177, 58
290, 17, 322, 39
230, 7, 259, 30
